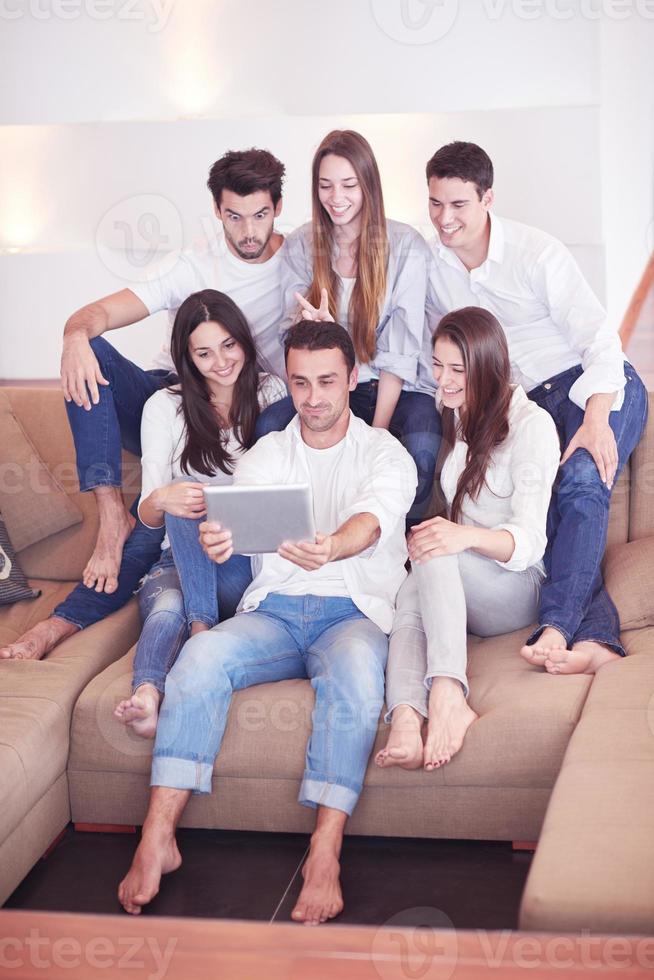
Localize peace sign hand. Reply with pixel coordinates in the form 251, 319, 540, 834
295, 288, 334, 323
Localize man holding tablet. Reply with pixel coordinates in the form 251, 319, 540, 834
118, 322, 417, 925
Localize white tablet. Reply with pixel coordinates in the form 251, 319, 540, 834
203, 484, 316, 554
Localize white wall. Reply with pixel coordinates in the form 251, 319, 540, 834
1, 0, 653, 377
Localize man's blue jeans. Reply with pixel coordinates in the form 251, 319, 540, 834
151, 594, 388, 815
255, 381, 441, 525
527, 362, 648, 653
65, 336, 174, 491
54, 337, 172, 629
53, 504, 165, 630
165, 514, 253, 629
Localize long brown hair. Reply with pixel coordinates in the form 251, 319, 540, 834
168, 289, 261, 477
308, 130, 388, 363
435, 307, 513, 524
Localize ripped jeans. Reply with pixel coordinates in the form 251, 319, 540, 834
131, 544, 253, 695
132, 549, 187, 695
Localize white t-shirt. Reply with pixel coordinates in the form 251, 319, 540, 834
138, 373, 287, 546
131, 229, 287, 377
275, 437, 349, 598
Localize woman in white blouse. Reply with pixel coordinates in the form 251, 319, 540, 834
256, 129, 438, 524
376, 307, 560, 771
114, 289, 285, 738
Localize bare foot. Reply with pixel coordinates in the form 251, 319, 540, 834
291, 842, 344, 926
375, 704, 424, 769
83, 487, 135, 595
114, 683, 162, 738
519, 626, 567, 667
544, 640, 621, 676
190, 622, 209, 636
0, 616, 78, 661
423, 677, 478, 770
118, 827, 182, 915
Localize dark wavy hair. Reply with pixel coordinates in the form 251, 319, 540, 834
284, 320, 356, 375
434, 307, 512, 524
207, 148, 285, 208
426, 142, 494, 199
168, 289, 261, 477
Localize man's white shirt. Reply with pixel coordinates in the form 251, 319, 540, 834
131, 228, 286, 377
427, 213, 627, 411
233, 413, 418, 634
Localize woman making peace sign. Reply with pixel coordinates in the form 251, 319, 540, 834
257, 130, 440, 523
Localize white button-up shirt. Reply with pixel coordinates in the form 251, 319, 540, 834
440, 386, 560, 572
428, 213, 626, 411
233, 413, 418, 633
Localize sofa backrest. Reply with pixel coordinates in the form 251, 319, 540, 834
0, 387, 140, 582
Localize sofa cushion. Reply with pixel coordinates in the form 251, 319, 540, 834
68, 626, 592, 838
0, 580, 75, 647
0, 397, 83, 551
0, 519, 40, 606
603, 536, 654, 630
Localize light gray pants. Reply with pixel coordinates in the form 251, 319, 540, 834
385, 551, 544, 718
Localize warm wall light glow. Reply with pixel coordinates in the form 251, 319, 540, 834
1, 193, 40, 251
165, 0, 218, 118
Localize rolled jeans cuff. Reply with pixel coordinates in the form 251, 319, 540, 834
299, 774, 361, 817
384, 700, 428, 725
425, 670, 470, 699
150, 755, 213, 794
186, 612, 217, 629
574, 635, 627, 658
132, 674, 167, 696
526, 622, 573, 648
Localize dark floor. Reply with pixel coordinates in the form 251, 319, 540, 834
5, 826, 532, 928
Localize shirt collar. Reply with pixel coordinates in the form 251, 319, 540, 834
289, 409, 361, 448
432, 211, 504, 271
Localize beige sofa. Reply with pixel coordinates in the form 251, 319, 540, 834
1, 386, 653, 934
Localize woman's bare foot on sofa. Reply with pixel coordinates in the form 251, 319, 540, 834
118, 826, 182, 915
544, 640, 621, 675
0, 616, 78, 660
291, 841, 344, 926
114, 684, 161, 738
519, 626, 567, 667
83, 487, 135, 595
423, 677, 477, 770
375, 704, 424, 769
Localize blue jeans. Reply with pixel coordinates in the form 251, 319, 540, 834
65, 336, 174, 491
527, 362, 648, 653
151, 594, 388, 815
255, 382, 441, 525
132, 550, 187, 694
53, 501, 165, 630
165, 513, 253, 628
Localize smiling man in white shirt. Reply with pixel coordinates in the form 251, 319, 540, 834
426, 141, 648, 676
117, 321, 417, 924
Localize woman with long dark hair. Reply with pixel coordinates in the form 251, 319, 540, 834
376, 307, 560, 770
257, 129, 440, 523
114, 289, 285, 737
